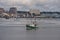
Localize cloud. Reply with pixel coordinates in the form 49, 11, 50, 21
0, 0, 60, 12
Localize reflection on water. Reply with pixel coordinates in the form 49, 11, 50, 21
0, 18, 60, 40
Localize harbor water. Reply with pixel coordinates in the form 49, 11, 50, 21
0, 18, 60, 40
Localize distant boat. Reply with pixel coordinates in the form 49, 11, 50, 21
26, 17, 38, 30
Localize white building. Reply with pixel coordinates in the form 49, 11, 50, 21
29, 9, 40, 17
30, 9, 40, 14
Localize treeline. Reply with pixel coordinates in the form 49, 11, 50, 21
40, 12, 60, 14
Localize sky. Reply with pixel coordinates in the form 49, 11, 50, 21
0, 0, 60, 12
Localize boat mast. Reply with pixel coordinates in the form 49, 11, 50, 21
34, 16, 36, 23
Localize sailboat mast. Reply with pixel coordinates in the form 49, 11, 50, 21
34, 17, 36, 23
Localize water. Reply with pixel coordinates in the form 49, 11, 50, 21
0, 18, 60, 40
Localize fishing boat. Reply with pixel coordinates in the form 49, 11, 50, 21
26, 17, 38, 30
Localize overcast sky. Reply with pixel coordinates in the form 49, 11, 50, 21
0, 0, 60, 12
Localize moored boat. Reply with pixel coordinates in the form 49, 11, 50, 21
26, 24, 38, 30
26, 17, 38, 30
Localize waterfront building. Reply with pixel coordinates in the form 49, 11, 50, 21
0, 8, 5, 14
17, 11, 29, 18
0, 8, 5, 17
29, 9, 40, 17
9, 7, 17, 17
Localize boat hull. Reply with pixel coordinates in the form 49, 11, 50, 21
26, 24, 38, 30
